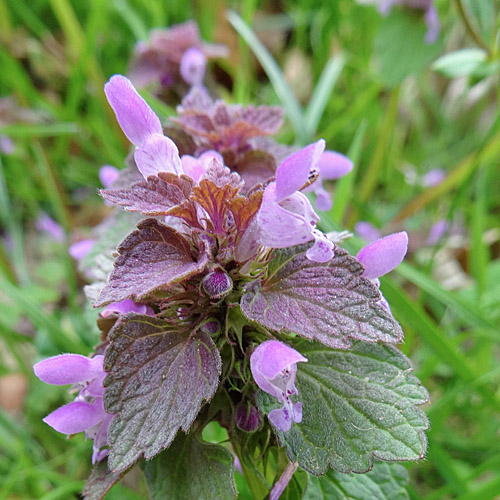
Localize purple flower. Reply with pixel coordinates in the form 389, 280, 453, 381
250, 340, 307, 432
33, 354, 113, 463
357, 231, 408, 280
180, 150, 224, 183
128, 21, 228, 90
0, 135, 15, 155
180, 47, 207, 86
69, 239, 94, 261
35, 212, 65, 243
305, 150, 353, 212
98, 165, 120, 188
426, 219, 449, 245
421, 168, 445, 187
101, 299, 154, 318
355, 221, 382, 243
256, 140, 334, 263
235, 403, 262, 432
104, 75, 183, 181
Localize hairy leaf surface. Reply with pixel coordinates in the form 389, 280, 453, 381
304, 462, 410, 500
143, 433, 236, 500
82, 459, 126, 500
103, 315, 221, 471
257, 341, 428, 474
95, 218, 207, 306
100, 173, 193, 215
240, 246, 403, 349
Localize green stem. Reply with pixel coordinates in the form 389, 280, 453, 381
455, 0, 491, 55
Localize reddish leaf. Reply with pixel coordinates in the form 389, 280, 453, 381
191, 180, 239, 234
229, 191, 263, 235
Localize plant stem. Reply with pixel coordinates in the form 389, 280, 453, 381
455, 0, 491, 55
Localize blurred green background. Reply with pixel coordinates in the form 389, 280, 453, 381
0, 0, 499, 498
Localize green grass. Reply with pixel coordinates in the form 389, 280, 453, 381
1, 0, 500, 498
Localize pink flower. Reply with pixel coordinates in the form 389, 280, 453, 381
33, 354, 113, 463
357, 231, 408, 280
305, 150, 353, 212
250, 340, 307, 432
104, 75, 182, 180
180, 47, 207, 86
69, 239, 94, 261
357, 231, 408, 309
98, 165, 120, 188
256, 140, 334, 262
35, 212, 65, 243
101, 299, 154, 318
355, 221, 382, 243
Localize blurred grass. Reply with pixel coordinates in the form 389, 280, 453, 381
0, 0, 499, 499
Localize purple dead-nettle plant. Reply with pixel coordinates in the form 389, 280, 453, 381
128, 20, 228, 95
35, 74, 428, 500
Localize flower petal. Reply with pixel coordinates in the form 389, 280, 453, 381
69, 239, 94, 261
34, 354, 103, 385
134, 133, 183, 179
274, 140, 325, 202
43, 401, 104, 434
355, 221, 382, 243
357, 231, 408, 279
251, 340, 307, 382
104, 75, 162, 146
180, 47, 207, 86
268, 407, 292, 432
257, 188, 317, 248
305, 230, 334, 263
101, 299, 154, 318
98, 165, 120, 188
318, 150, 353, 180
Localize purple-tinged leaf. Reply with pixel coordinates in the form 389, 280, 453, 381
235, 150, 276, 192
143, 433, 236, 500
257, 340, 428, 474
100, 173, 193, 215
103, 315, 221, 471
95, 219, 208, 307
82, 459, 127, 500
240, 245, 403, 349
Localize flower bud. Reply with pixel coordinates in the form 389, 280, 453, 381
235, 403, 262, 432
202, 269, 233, 299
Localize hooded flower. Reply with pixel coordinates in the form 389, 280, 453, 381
128, 21, 228, 90
33, 354, 113, 463
357, 231, 408, 308
250, 340, 307, 432
304, 150, 353, 212
104, 75, 183, 181
256, 140, 334, 262
35, 212, 65, 243
101, 299, 154, 318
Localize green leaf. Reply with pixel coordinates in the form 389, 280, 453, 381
432, 48, 487, 78
143, 432, 236, 500
373, 10, 442, 87
103, 315, 222, 471
304, 462, 409, 500
258, 341, 428, 474
226, 9, 305, 142
240, 245, 403, 349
